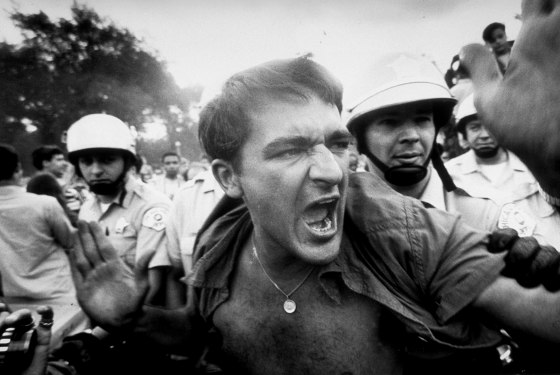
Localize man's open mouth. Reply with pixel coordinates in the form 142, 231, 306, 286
303, 197, 338, 235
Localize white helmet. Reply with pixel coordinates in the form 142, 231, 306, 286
345, 52, 457, 191
66, 114, 136, 161
455, 93, 478, 133
346, 52, 456, 135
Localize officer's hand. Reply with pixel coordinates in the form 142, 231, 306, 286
489, 228, 560, 291
459, 0, 560, 198
69, 220, 153, 331
0, 304, 53, 375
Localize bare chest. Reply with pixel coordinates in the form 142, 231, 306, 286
212, 272, 404, 375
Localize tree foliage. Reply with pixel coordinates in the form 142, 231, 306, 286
0, 4, 202, 171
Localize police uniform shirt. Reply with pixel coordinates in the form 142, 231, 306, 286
79, 177, 171, 269
419, 165, 502, 232
446, 150, 560, 248
167, 169, 224, 275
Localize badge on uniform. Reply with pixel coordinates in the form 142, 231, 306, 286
498, 203, 536, 237
142, 207, 166, 231
115, 217, 129, 234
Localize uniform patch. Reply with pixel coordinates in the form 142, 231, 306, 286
115, 217, 129, 234
142, 208, 167, 231
498, 203, 536, 237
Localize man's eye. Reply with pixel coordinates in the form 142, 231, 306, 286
330, 140, 350, 152
415, 116, 432, 124
379, 119, 397, 127
277, 149, 302, 158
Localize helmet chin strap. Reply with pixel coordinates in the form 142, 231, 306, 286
88, 171, 127, 197
363, 139, 456, 191
362, 149, 429, 187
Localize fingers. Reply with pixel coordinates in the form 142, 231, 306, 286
35, 306, 54, 346
2, 308, 34, 326
521, 0, 560, 19
134, 249, 157, 294
532, 246, 560, 292
79, 220, 104, 265
459, 44, 502, 89
502, 236, 541, 287
69, 221, 92, 285
488, 228, 519, 253
37, 305, 54, 326
88, 221, 119, 262
21, 307, 53, 375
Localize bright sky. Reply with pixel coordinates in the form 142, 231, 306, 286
0, 0, 522, 104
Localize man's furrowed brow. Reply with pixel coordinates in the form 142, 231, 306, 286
262, 136, 312, 157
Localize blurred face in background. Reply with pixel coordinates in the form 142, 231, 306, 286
463, 118, 501, 159
163, 154, 180, 178
45, 153, 67, 178
487, 28, 510, 56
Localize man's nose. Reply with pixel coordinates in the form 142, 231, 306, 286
309, 145, 344, 186
478, 126, 492, 138
90, 161, 104, 175
398, 121, 421, 143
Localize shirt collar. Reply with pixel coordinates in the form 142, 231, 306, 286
197, 170, 221, 194
419, 167, 446, 210
458, 150, 480, 174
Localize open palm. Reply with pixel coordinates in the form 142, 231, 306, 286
69, 221, 151, 331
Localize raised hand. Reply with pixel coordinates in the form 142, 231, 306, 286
459, 0, 560, 197
69, 220, 153, 331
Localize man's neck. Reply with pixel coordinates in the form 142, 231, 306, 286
251, 229, 314, 284
475, 148, 507, 166
96, 191, 120, 204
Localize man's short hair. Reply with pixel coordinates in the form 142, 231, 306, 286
0, 144, 20, 181
31, 145, 64, 170
198, 55, 343, 166
161, 151, 180, 162
482, 22, 505, 42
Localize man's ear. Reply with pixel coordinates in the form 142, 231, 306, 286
212, 159, 243, 199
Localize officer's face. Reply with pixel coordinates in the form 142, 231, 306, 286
464, 118, 501, 159
221, 96, 351, 266
78, 151, 126, 190
363, 102, 435, 171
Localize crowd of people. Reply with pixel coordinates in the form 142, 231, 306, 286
2, 3, 560, 373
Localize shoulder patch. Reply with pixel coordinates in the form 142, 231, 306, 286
498, 203, 536, 237
142, 207, 167, 231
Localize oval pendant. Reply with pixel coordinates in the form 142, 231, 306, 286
284, 299, 296, 314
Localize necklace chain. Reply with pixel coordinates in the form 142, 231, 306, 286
252, 245, 315, 300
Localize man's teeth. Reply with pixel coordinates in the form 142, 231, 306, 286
308, 216, 333, 233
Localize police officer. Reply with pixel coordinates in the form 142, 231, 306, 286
345, 52, 501, 231
66, 113, 171, 303
447, 94, 560, 248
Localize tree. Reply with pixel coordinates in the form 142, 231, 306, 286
0, 4, 201, 172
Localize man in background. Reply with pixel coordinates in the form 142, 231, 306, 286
482, 22, 513, 74
446, 93, 560, 248
153, 151, 185, 200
